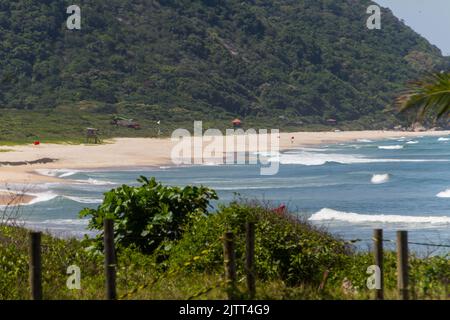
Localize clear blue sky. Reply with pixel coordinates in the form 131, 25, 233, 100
375, 0, 450, 56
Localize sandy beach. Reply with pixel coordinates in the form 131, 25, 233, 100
0, 130, 449, 204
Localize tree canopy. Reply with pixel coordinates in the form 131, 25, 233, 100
0, 0, 449, 128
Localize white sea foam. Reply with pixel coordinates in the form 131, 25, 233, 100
406, 140, 419, 145
63, 196, 103, 204
59, 170, 79, 178
371, 174, 390, 184
35, 169, 79, 178
74, 178, 116, 186
438, 137, 450, 142
378, 145, 403, 150
0, 189, 57, 206
214, 182, 341, 190
40, 219, 89, 226
269, 152, 366, 165
26, 192, 59, 205
388, 137, 405, 140
309, 208, 450, 225
436, 189, 450, 198
268, 151, 448, 166
357, 139, 373, 143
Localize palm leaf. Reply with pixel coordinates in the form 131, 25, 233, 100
396, 72, 450, 120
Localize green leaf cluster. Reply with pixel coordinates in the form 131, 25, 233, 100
80, 176, 218, 254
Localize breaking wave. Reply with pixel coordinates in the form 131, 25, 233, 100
27, 192, 59, 205
63, 196, 103, 204
309, 208, 450, 225
371, 174, 390, 184
378, 145, 403, 150
74, 178, 116, 186
268, 151, 448, 166
437, 189, 450, 198
35, 169, 80, 178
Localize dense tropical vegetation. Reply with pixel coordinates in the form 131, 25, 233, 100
1, 0, 449, 142
1, 178, 448, 300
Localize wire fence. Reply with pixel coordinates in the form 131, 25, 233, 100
345, 238, 450, 248
21, 223, 450, 301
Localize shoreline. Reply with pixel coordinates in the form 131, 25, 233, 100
0, 191, 36, 206
1, 130, 449, 205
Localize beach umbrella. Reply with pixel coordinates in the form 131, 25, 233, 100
232, 118, 242, 128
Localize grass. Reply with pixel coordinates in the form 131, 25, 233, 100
0, 202, 448, 300
0, 104, 407, 146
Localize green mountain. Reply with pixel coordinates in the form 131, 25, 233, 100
0, 0, 449, 139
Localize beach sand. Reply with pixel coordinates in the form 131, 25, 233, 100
0, 191, 35, 206
0, 130, 449, 204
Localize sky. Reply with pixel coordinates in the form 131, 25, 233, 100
375, 0, 450, 56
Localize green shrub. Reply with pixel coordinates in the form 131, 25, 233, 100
80, 177, 218, 254
163, 202, 350, 286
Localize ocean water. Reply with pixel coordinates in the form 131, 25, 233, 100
4, 134, 450, 254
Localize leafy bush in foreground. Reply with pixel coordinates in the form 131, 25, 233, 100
162, 202, 350, 286
80, 176, 218, 254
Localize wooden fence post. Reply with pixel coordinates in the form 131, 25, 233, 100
29, 231, 42, 300
373, 229, 384, 300
397, 230, 409, 300
104, 218, 117, 300
246, 222, 256, 299
223, 231, 237, 299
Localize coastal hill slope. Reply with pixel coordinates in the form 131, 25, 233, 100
0, 0, 449, 138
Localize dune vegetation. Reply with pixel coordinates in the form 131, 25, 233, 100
0, 178, 448, 300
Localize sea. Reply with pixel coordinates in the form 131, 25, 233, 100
4, 134, 450, 255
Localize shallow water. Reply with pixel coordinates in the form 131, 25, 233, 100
5, 135, 450, 255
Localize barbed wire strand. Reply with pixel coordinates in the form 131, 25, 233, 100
346, 238, 450, 249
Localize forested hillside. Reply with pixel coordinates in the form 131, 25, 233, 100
0, 0, 449, 137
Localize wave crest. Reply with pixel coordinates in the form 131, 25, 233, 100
378, 145, 403, 150
371, 174, 390, 184
309, 208, 450, 225
437, 189, 450, 198
63, 196, 103, 204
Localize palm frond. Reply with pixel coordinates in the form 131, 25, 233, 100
396, 72, 450, 120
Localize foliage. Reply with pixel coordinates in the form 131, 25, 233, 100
397, 72, 450, 120
0, 225, 104, 300
0, 211, 448, 299
162, 202, 349, 286
1, 0, 450, 136
80, 176, 218, 254
0, 181, 448, 300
